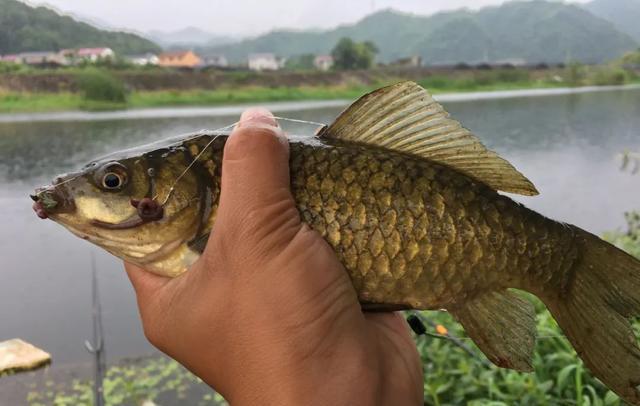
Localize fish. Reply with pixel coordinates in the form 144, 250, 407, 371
32, 81, 640, 404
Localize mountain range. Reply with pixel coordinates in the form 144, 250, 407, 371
1, 0, 639, 65
585, 0, 640, 42
200, 1, 639, 65
146, 27, 236, 48
0, 0, 159, 55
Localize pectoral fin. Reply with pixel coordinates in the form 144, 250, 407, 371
449, 290, 537, 371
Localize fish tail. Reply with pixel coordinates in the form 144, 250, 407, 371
542, 228, 640, 405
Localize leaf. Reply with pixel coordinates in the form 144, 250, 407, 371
604, 390, 620, 406
557, 364, 578, 390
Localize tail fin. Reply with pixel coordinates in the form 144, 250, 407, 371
543, 229, 640, 405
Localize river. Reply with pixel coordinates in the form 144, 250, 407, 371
0, 86, 638, 401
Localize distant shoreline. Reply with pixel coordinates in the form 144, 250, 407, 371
1, 84, 639, 124
1, 63, 637, 115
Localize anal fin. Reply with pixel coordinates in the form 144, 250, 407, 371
449, 290, 537, 372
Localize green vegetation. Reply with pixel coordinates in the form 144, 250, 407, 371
0, 0, 160, 55
0, 64, 637, 113
331, 38, 378, 70
621, 49, 640, 66
202, 2, 638, 65
284, 54, 316, 70
604, 211, 640, 259
75, 69, 128, 106
26, 357, 227, 406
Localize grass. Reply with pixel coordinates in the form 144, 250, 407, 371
0, 65, 637, 114
0, 80, 617, 114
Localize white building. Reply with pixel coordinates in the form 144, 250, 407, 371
19, 51, 68, 66
125, 53, 159, 66
76, 48, 115, 62
248, 53, 283, 71
314, 55, 334, 71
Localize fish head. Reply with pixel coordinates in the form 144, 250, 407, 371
32, 138, 219, 277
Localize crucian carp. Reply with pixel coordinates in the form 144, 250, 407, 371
32, 81, 640, 404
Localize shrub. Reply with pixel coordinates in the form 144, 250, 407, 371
591, 67, 628, 86
565, 62, 586, 86
75, 69, 128, 103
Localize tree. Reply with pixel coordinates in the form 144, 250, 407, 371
285, 54, 315, 71
331, 37, 379, 70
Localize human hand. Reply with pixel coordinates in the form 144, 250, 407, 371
124, 108, 423, 406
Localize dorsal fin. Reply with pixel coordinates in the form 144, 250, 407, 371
319, 81, 538, 196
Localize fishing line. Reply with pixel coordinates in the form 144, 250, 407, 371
157, 120, 239, 204
272, 116, 327, 127
158, 115, 326, 204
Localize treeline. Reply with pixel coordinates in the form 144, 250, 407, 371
0, 0, 159, 55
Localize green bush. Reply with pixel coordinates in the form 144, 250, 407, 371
565, 62, 586, 87
591, 67, 629, 86
494, 68, 530, 83
604, 211, 640, 259
75, 69, 128, 104
0, 61, 28, 74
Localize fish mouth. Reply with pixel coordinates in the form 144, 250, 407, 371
31, 183, 76, 220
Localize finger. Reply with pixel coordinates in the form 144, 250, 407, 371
364, 312, 416, 346
213, 108, 300, 256
124, 261, 171, 301
220, 108, 290, 210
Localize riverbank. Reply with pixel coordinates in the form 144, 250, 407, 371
0, 65, 637, 113
2, 85, 639, 124
0, 80, 630, 114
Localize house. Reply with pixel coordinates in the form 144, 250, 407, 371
248, 53, 283, 71
19, 51, 68, 67
158, 51, 202, 68
390, 56, 423, 68
76, 48, 115, 62
313, 55, 334, 71
1, 54, 22, 63
202, 54, 228, 68
125, 53, 159, 66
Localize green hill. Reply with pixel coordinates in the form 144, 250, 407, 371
201, 1, 637, 65
0, 0, 160, 55
585, 0, 640, 42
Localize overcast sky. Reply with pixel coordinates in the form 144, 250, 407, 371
23, 0, 589, 37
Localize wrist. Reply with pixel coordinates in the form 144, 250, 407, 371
223, 342, 383, 406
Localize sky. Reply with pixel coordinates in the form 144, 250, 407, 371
23, 0, 590, 37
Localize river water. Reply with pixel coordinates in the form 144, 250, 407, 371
0, 87, 638, 378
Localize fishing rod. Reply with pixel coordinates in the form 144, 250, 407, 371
84, 253, 106, 406
407, 311, 492, 368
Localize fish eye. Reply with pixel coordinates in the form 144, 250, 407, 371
103, 173, 123, 189
97, 163, 128, 191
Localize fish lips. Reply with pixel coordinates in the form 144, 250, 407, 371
31, 184, 76, 220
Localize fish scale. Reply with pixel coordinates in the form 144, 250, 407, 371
286, 138, 578, 309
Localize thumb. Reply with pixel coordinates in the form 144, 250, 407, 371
124, 261, 171, 303
214, 108, 301, 252
221, 108, 290, 206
